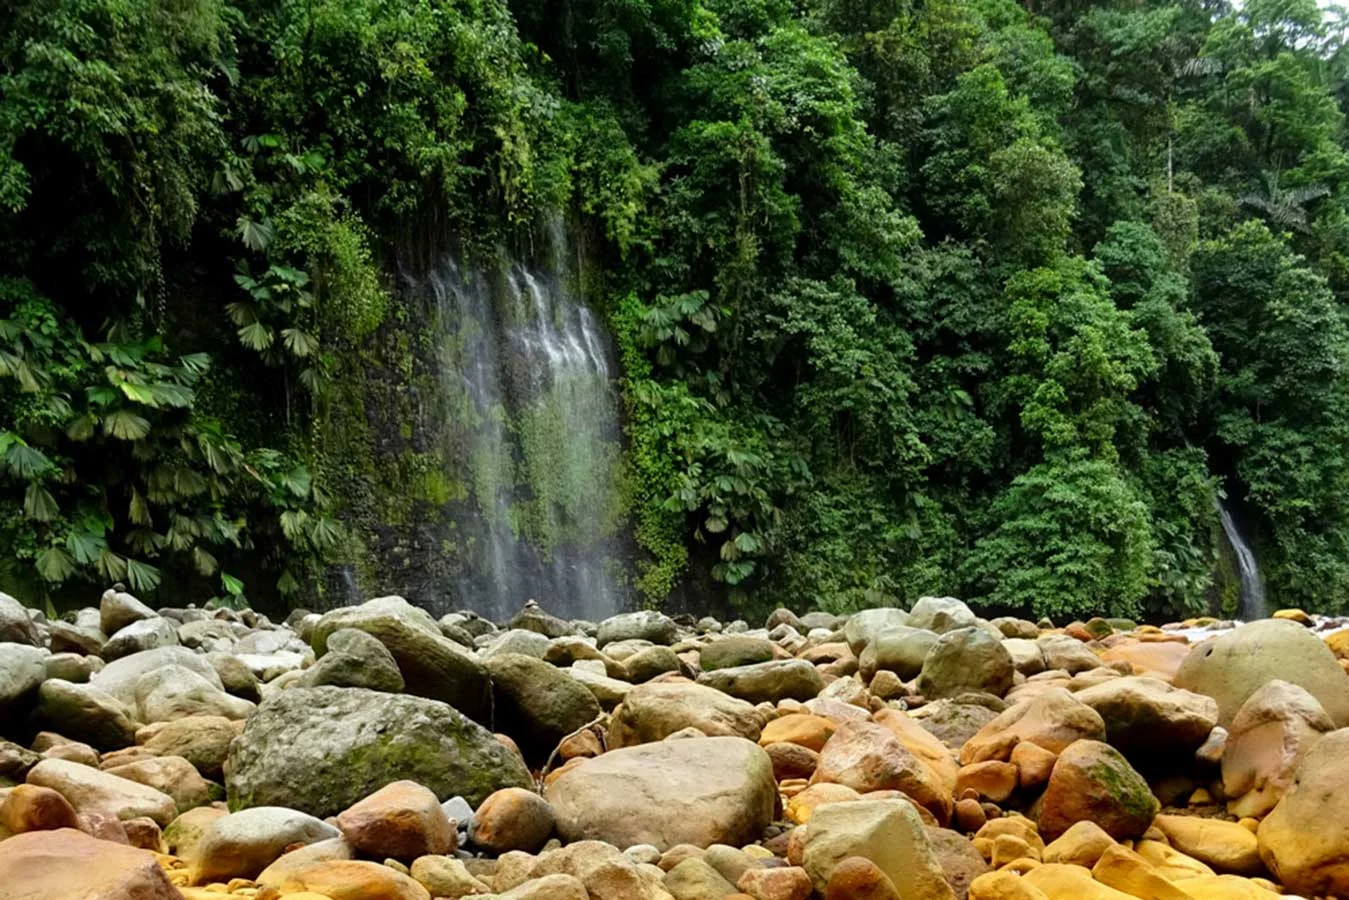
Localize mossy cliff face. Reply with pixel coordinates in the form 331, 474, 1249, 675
312, 233, 633, 620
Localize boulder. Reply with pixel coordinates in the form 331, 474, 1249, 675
1151, 814, 1262, 876
261, 859, 432, 900
336, 780, 457, 860
1074, 676, 1219, 760
1035, 635, 1102, 674
470, 787, 556, 853
31, 678, 138, 750
664, 857, 737, 899
568, 665, 634, 709
1037, 740, 1159, 841
104, 755, 214, 814
99, 588, 157, 635
844, 608, 911, 655
917, 628, 1014, 701
1001, 640, 1046, 676
0, 827, 181, 899
486, 653, 601, 761
865, 627, 939, 680
906, 597, 978, 634
597, 611, 678, 648
960, 688, 1106, 764
225, 687, 532, 817
1257, 727, 1349, 897
811, 720, 952, 824
312, 596, 492, 722
483, 628, 552, 660
619, 645, 683, 682
926, 826, 992, 900
608, 681, 764, 746
26, 757, 177, 826
91, 645, 223, 708
48, 619, 106, 656
190, 806, 341, 883
697, 659, 825, 704
0, 738, 42, 782
545, 736, 776, 850
102, 617, 179, 660
0, 783, 81, 833
132, 664, 256, 723
700, 635, 775, 671
0, 641, 46, 715
1173, 619, 1349, 728
908, 697, 1002, 752
1221, 679, 1334, 818
0, 592, 41, 645
509, 604, 574, 639
801, 798, 955, 900
298, 627, 405, 692
140, 714, 238, 780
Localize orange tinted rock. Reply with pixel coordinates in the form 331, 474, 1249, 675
265, 859, 431, 900
0, 827, 180, 899
737, 864, 814, 900
955, 761, 1018, 803
823, 856, 901, 900
336, 780, 456, 860
1037, 741, 1159, 841
1009, 742, 1056, 790
786, 782, 861, 824
0, 783, 81, 834
761, 714, 837, 751
469, 787, 555, 853
960, 690, 1105, 765
766, 741, 820, 780
1099, 641, 1189, 682
812, 720, 951, 824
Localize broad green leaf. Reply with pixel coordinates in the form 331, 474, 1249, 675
221, 572, 245, 596
104, 410, 151, 440
66, 530, 106, 565
6, 442, 52, 477
35, 547, 75, 583
119, 382, 160, 406
281, 328, 318, 358
23, 483, 58, 521
238, 322, 274, 350
126, 559, 161, 593
237, 217, 274, 251
193, 546, 218, 576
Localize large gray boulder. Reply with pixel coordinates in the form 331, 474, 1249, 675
696, 659, 824, 704
92, 646, 223, 709
485, 653, 601, 762
1074, 675, 1218, 760
0, 642, 46, 715
132, 664, 256, 723
906, 597, 978, 635
0, 592, 41, 645
545, 736, 776, 850
188, 807, 341, 884
297, 627, 404, 692
225, 687, 532, 818
917, 627, 1014, 700
311, 596, 491, 722
1174, 619, 1349, 728
99, 588, 157, 636
32, 679, 138, 750
843, 608, 910, 655
607, 682, 764, 747
596, 610, 678, 648
863, 626, 939, 680
103, 617, 180, 660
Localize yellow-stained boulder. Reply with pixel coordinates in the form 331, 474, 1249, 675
969, 870, 1051, 900
1150, 815, 1262, 876
1090, 845, 1194, 900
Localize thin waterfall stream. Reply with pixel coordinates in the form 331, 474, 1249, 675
1217, 499, 1268, 621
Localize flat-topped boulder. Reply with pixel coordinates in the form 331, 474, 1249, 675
544, 736, 775, 850
225, 686, 532, 817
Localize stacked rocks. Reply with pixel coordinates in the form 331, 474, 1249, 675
1, 586, 1348, 899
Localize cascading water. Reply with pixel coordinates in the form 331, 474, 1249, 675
1217, 499, 1268, 621
411, 234, 630, 623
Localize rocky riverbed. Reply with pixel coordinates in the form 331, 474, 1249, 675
2, 590, 1348, 900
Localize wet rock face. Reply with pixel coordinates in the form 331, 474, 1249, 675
2, 590, 1346, 900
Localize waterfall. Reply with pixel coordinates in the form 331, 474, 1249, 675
408, 235, 630, 623
1217, 499, 1268, 621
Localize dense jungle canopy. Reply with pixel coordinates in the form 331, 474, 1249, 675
3, 0, 1349, 621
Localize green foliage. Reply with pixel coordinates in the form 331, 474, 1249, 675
5, 0, 1349, 619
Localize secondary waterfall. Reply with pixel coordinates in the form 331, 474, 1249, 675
409, 236, 630, 622
1217, 500, 1268, 621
